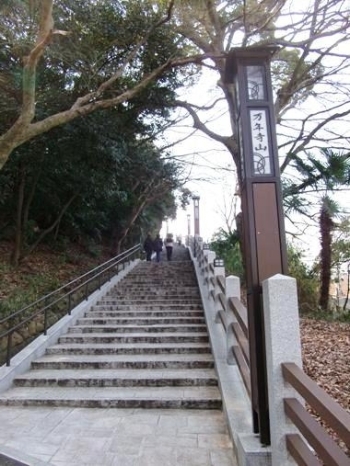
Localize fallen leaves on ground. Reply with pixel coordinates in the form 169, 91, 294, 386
300, 317, 350, 456
300, 318, 350, 412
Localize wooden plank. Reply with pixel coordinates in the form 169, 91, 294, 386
286, 434, 321, 466
231, 346, 251, 397
232, 322, 250, 365
284, 398, 350, 466
228, 297, 248, 338
283, 362, 350, 449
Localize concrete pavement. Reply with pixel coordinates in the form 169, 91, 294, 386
0, 406, 237, 465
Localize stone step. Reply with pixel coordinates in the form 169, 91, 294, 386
120, 278, 198, 282
114, 285, 199, 290
109, 275, 196, 279
46, 342, 212, 355
91, 304, 203, 311
58, 332, 209, 344
31, 353, 215, 370
0, 256, 222, 412
68, 324, 208, 334
107, 294, 201, 300
86, 310, 204, 318
75, 317, 206, 326
108, 287, 199, 293
0, 386, 222, 409
97, 299, 203, 305
14, 368, 218, 387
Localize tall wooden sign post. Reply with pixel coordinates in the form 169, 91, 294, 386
225, 46, 288, 445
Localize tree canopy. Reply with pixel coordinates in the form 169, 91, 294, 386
1, 1, 349, 172
1, 0, 350, 271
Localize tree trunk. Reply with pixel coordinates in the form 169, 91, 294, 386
10, 164, 26, 267
343, 269, 350, 312
318, 203, 333, 311
111, 201, 147, 256
19, 193, 79, 261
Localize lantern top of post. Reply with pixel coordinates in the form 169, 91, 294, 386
214, 258, 225, 268
192, 195, 200, 201
224, 45, 279, 83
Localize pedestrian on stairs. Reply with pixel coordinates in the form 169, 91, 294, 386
153, 234, 163, 262
143, 233, 153, 261
165, 234, 174, 261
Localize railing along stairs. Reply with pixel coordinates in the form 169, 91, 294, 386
0, 244, 141, 367
191, 236, 350, 466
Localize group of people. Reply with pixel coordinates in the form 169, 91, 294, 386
143, 233, 174, 262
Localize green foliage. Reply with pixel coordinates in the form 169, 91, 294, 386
0, 0, 193, 260
210, 228, 244, 280
287, 244, 319, 314
273, 49, 324, 107
283, 148, 350, 209
332, 219, 350, 267
0, 272, 61, 318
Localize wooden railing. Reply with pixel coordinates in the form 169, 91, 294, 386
191, 236, 350, 465
282, 362, 350, 465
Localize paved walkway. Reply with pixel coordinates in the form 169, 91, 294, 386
0, 406, 237, 465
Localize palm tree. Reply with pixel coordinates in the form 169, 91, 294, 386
318, 196, 340, 311
283, 148, 350, 312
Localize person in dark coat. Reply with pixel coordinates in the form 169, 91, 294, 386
143, 233, 153, 261
165, 234, 174, 261
153, 234, 163, 262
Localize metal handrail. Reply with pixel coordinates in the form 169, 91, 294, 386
0, 243, 141, 366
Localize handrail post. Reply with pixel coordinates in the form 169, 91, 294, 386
6, 332, 13, 367
225, 275, 241, 364
200, 245, 210, 276
194, 236, 203, 258
262, 274, 304, 466
213, 259, 225, 316
226, 275, 240, 300
44, 308, 48, 335
206, 251, 216, 299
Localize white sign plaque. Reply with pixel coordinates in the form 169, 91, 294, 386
249, 109, 272, 175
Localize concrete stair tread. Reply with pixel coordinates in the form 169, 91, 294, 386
59, 332, 208, 343
76, 317, 205, 324
48, 342, 211, 350
59, 336, 209, 345
69, 324, 207, 331
0, 386, 221, 400
60, 331, 208, 338
15, 368, 217, 380
102, 291, 201, 294
33, 353, 214, 363
100, 295, 202, 299
91, 305, 203, 310
46, 346, 211, 355
86, 311, 204, 316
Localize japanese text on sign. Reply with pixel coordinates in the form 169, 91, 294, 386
249, 109, 272, 175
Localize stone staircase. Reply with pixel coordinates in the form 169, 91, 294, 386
0, 247, 222, 409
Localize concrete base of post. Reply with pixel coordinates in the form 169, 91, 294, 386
262, 274, 303, 466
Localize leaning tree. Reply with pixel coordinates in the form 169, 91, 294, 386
1, 0, 350, 190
